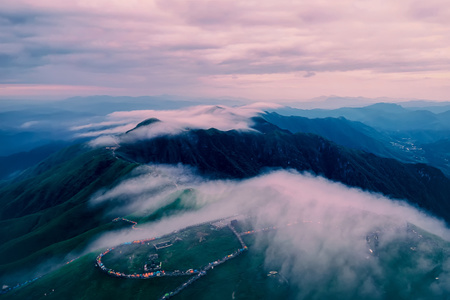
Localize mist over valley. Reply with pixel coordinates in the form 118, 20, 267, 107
1, 99, 450, 299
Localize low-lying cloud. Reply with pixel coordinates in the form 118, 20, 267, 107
75, 103, 279, 147
89, 164, 450, 298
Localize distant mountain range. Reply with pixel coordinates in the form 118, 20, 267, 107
0, 96, 247, 157
3, 99, 450, 292
267, 104, 450, 177
273, 102, 450, 131
262, 112, 406, 161
284, 95, 450, 110
2, 118, 450, 280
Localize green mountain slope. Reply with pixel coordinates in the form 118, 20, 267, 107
116, 118, 450, 222
3, 224, 450, 300
0, 142, 72, 180
0, 146, 137, 279
2, 117, 450, 294
262, 112, 450, 177
261, 112, 408, 161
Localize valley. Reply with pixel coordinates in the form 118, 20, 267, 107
4, 0, 450, 296
2, 101, 450, 299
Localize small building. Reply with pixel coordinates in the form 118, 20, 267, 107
148, 254, 159, 260
154, 241, 173, 250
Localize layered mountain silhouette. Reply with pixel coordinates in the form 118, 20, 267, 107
2, 115, 450, 283
263, 110, 450, 177
116, 117, 450, 221
273, 103, 450, 131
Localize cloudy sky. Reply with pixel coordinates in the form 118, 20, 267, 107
1, 0, 450, 101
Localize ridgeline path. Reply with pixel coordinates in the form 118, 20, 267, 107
0, 256, 80, 295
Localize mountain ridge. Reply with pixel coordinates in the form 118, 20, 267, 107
116, 118, 450, 221
2, 115, 450, 293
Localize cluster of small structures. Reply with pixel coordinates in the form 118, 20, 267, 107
112, 217, 139, 230
96, 218, 249, 299
1, 255, 81, 296
95, 236, 203, 279
4, 214, 428, 298
0, 277, 42, 295
144, 254, 161, 272
159, 221, 248, 300
154, 241, 173, 250
96, 217, 329, 299
96, 217, 327, 299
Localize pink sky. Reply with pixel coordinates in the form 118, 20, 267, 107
1, 0, 450, 102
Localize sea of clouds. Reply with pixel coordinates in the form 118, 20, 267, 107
88, 164, 450, 299
70, 103, 280, 147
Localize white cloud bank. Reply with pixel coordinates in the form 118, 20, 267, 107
73, 103, 279, 147
89, 165, 450, 298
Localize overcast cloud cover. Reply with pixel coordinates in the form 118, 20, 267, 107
1, 0, 450, 101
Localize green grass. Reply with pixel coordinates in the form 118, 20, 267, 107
1, 228, 290, 300
1, 253, 189, 300
101, 224, 242, 274
3, 220, 450, 300
0, 146, 138, 279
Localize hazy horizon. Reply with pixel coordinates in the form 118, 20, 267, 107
2, 2, 450, 298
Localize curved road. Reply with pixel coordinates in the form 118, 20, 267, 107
96, 217, 319, 299
96, 218, 248, 299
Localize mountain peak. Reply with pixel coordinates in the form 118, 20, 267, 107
126, 118, 161, 134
